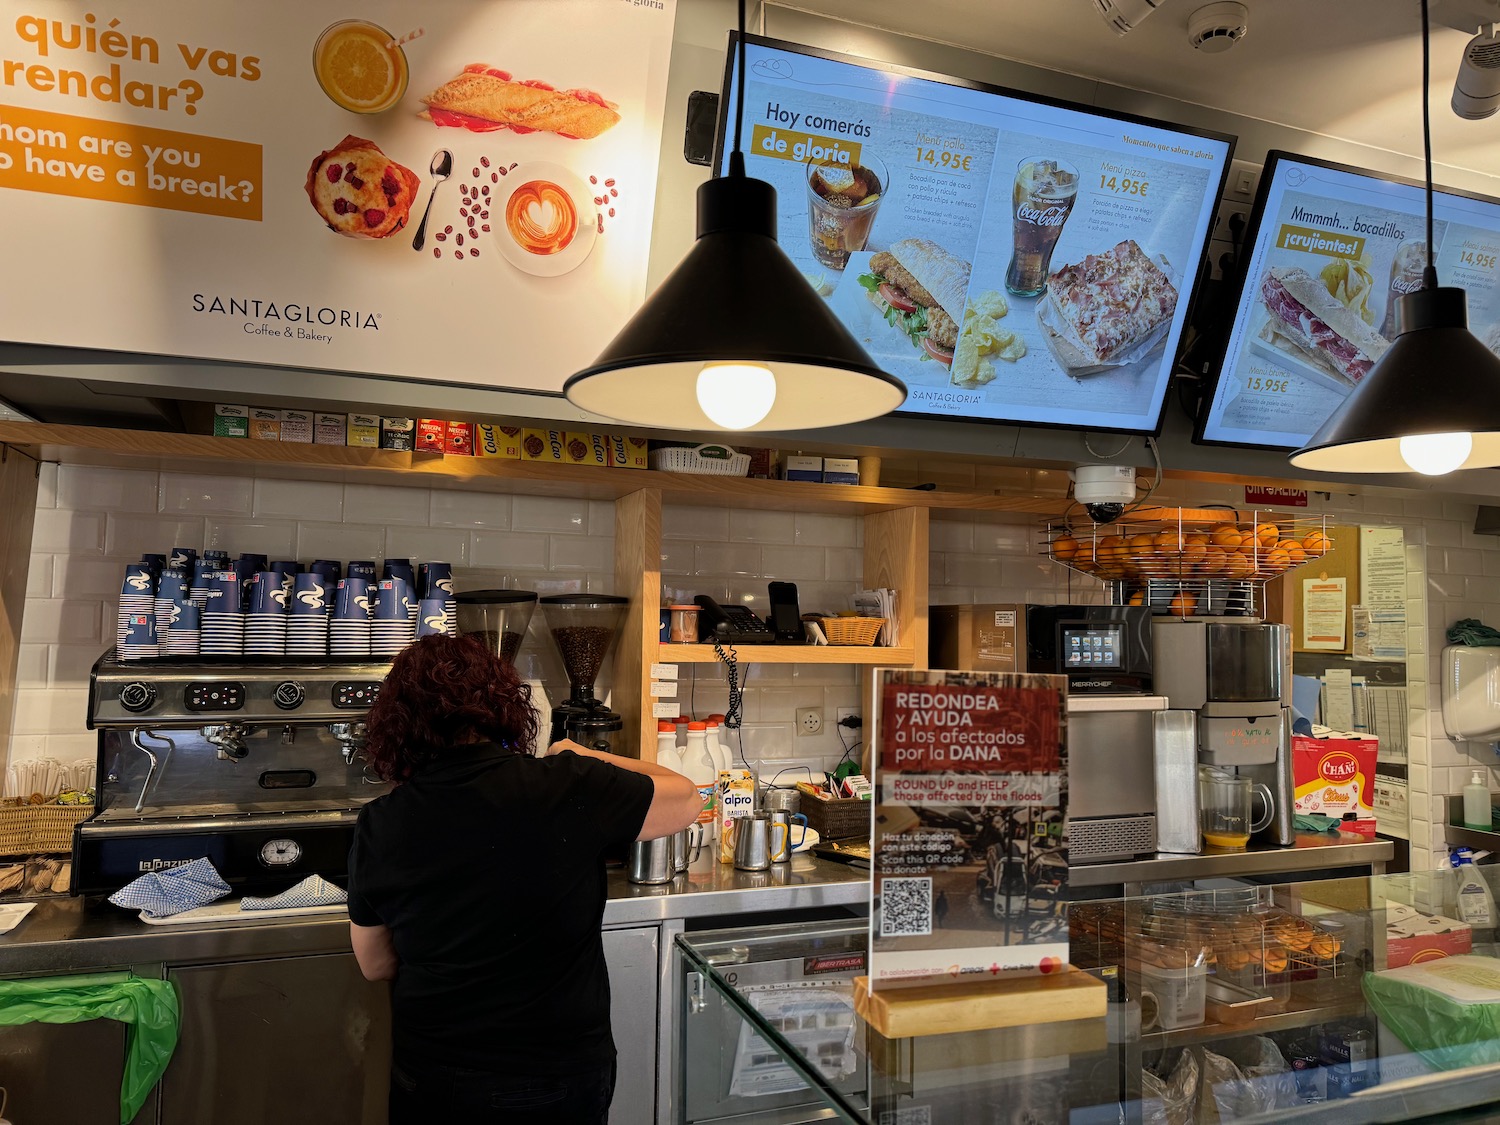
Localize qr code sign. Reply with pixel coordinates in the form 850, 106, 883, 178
880, 877, 933, 937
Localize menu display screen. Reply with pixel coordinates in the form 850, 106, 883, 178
1062, 625, 1122, 669
717, 35, 1233, 434
1198, 151, 1500, 449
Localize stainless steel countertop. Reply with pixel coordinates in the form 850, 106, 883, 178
1069, 832, 1394, 889
0, 853, 870, 975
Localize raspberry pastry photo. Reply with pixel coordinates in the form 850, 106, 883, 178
305, 135, 421, 239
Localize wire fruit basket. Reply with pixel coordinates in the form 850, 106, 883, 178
1040, 507, 1333, 618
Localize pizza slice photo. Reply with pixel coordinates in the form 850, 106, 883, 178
1037, 238, 1179, 372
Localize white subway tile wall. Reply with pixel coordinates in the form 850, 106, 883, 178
9, 467, 1500, 863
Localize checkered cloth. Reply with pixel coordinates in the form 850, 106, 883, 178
108, 857, 231, 919
240, 875, 348, 911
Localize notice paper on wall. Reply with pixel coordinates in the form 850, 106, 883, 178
1352, 604, 1406, 662
1323, 667, 1355, 732
1303, 576, 1348, 650
1360, 527, 1407, 607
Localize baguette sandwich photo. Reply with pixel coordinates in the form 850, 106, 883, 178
858, 238, 971, 368
420, 64, 620, 140
1258, 264, 1390, 385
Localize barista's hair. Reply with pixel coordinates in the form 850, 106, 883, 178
364, 634, 538, 782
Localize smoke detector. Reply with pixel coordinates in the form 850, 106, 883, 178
1188, 2, 1249, 52
1093, 0, 1169, 36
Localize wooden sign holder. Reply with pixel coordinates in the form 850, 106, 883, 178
853, 968, 1106, 1038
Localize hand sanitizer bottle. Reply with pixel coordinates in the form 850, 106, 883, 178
1464, 771, 1492, 830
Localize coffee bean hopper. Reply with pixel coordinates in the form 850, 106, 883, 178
539, 594, 628, 754
453, 589, 538, 664
75, 652, 393, 897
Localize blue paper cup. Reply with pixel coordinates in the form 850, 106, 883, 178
419, 562, 454, 599
270, 560, 302, 579
209, 570, 243, 611
311, 559, 342, 583
348, 561, 378, 583
169, 546, 198, 568
335, 578, 372, 620
175, 604, 201, 631
417, 598, 451, 637
386, 563, 416, 590
249, 571, 290, 614
121, 564, 155, 599
374, 578, 411, 622
292, 573, 329, 615
122, 613, 157, 646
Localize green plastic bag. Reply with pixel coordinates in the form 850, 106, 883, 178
1363, 956, 1500, 1072
0, 971, 179, 1123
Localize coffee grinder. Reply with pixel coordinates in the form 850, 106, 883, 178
539, 594, 627, 753
454, 590, 538, 664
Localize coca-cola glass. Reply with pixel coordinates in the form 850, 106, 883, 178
1379, 239, 1427, 339
1006, 157, 1080, 297
806, 154, 886, 271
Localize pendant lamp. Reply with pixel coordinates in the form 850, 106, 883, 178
564, 2, 905, 432
1290, 0, 1500, 475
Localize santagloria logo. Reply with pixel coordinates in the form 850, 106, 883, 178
191, 294, 381, 329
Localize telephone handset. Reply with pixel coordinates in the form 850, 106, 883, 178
693, 595, 775, 644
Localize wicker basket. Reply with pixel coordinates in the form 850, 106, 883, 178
649, 444, 751, 476
0, 803, 91, 855
801, 795, 872, 840
820, 616, 886, 646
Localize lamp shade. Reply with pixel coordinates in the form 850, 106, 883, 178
1289, 285, 1500, 473
564, 171, 906, 431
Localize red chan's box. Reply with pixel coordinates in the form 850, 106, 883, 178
1293, 731, 1379, 837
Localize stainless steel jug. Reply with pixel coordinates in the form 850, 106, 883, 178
732, 813, 777, 871
627, 836, 674, 885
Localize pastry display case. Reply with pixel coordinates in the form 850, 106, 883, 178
675, 869, 1500, 1123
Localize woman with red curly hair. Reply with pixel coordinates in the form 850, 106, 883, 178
346, 634, 701, 1124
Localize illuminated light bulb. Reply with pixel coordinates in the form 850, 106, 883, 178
1399, 431, 1473, 475
696, 363, 776, 429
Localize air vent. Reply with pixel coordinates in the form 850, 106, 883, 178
1069, 815, 1156, 861
1468, 40, 1500, 69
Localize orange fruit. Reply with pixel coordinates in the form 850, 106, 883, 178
1182, 534, 1208, 564
1127, 589, 1145, 606
1210, 526, 1244, 550
1097, 535, 1126, 563
1051, 534, 1078, 562
1276, 539, 1306, 566
1153, 529, 1182, 553
1223, 553, 1254, 580
1263, 547, 1291, 573
1168, 591, 1198, 617
1235, 528, 1260, 556
1072, 540, 1096, 569
1255, 522, 1280, 547
1198, 546, 1226, 576
1304, 530, 1332, 557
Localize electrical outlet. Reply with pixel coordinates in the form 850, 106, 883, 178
836, 708, 861, 729
796, 707, 823, 736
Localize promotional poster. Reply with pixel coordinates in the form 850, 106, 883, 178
0, 1, 675, 391
1201, 153, 1500, 448
722, 37, 1230, 432
869, 669, 1069, 988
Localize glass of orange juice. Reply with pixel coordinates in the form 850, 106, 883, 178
313, 20, 408, 114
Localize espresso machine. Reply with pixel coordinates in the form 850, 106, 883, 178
75, 653, 392, 897
1152, 619, 1295, 847
539, 594, 627, 753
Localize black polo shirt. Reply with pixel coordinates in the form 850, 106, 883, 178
347, 745, 655, 1075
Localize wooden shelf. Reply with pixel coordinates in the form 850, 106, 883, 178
0, 422, 1062, 518
659, 644, 915, 665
